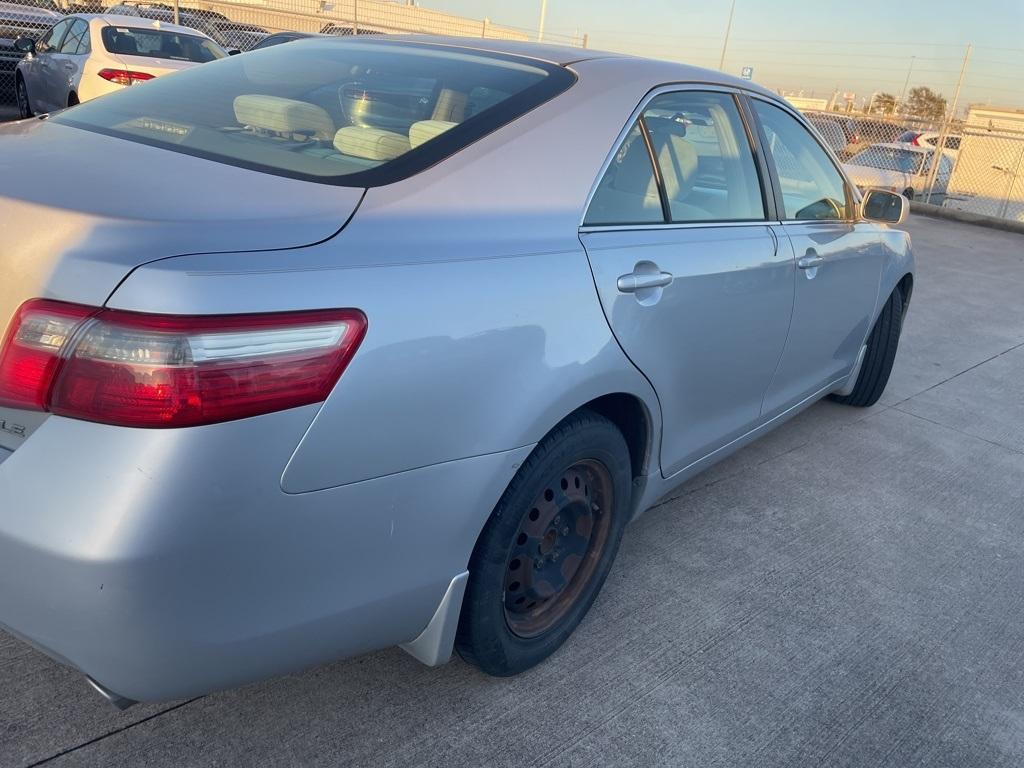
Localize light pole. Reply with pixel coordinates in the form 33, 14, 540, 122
898, 56, 915, 113
924, 43, 971, 203
538, 0, 548, 42
718, 0, 736, 71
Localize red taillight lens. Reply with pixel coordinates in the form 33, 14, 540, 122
0, 301, 366, 428
0, 300, 97, 410
98, 69, 156, 86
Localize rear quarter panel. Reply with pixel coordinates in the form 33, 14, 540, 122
109, 244, 659, 493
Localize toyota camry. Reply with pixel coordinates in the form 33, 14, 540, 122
0, 36, 913, 707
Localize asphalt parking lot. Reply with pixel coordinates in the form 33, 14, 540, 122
3, 214, 1024, 768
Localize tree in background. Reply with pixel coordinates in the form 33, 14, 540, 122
905, 86, 947, 121
873, 93, 897, 115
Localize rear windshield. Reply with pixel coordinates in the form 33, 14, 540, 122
101, 26, 226, 63
54, 39, 574, 185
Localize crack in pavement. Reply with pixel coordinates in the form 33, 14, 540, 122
25, 699, 202, 768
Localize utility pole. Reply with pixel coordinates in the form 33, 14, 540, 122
898, 55, 915, 113
538, 0, 547, 42
352, 0, 359, 35
718, 0, 736, 71
924, 43, 971, 203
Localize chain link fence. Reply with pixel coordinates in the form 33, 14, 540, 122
798, 106, 1024, 222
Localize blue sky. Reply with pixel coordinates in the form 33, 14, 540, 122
423, 0, 1024, 111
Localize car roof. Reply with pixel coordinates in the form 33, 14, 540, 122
323, 35, 782, 100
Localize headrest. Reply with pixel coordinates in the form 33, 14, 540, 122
334, 126, 411, 161
409, 120, 457, 149
233, 95, 335, 141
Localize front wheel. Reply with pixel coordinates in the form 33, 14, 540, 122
15, 75, 33, 119
831, 288, 904, 407
456, 410, 632, 676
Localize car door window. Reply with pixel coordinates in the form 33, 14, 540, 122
752, 99, 850, 221
584, 121, 665, 225
59, 19, 89, 55
642, 91, 765, 222
36, 19, 72, 54
586, 90, 766, 226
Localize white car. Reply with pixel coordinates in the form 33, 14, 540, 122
843, 142, 953, 200
897, 130, 962, 159
14, 14, 227, 117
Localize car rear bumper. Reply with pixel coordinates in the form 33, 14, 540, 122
0, 410, 531, 702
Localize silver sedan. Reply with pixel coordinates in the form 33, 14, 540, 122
0, 36, 913, 707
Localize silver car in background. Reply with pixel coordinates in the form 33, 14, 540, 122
0, 37, 913, 708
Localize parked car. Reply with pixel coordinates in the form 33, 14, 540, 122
320, 22, 381, 36
0, 0, 62, 98
14, 14, 226, 116
250, 30, 319, 49
804, 110, 861, 157
806, 114, 847, 155
897, 129, 962, 159
843, 142, 953, 199
854, 118, 905, 144
0, 37, 913, 707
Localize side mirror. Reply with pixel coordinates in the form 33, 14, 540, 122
227, 48, 241, 55
861, 188, 907, 224
14, 37, 36, 54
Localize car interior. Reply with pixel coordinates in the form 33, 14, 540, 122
585, 96, 766, 225
66, 44, 548, 178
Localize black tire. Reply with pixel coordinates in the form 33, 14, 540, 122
67, 92, 79, 108
831, 288, 904, 407
902, 188, 914, 201
15, 75, 33, 119
456, 410, 631, 676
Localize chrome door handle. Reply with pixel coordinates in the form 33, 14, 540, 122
798, 255, 824, 269
617, 271, 673, 293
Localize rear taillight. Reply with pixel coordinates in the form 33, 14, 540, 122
0, 300, 97, 410
0, 300, 366, 428
98, 69, 156, 86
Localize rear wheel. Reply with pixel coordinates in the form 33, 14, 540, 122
15, 75, 33, 119
456, 410, 631, 676
831, 288, 904, 407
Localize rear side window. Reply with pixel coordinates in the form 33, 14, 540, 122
752, 100, 849, 221
101, 26, 226, 63
585, 122, 664, 225
586, 90, 765, 226
54, 40, 574, 185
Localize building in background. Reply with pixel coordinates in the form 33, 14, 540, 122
946, 106, 1024, 220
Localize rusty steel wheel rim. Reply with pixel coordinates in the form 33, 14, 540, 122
503, 459, 614, 639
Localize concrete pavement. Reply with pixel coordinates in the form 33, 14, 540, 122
3, 216, 1024, 767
